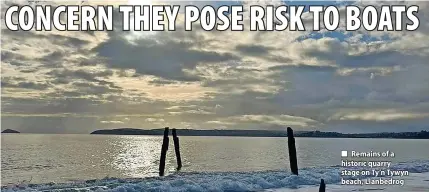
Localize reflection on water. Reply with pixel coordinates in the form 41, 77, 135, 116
112, 136, 161, 177
1, 134, 185, 184
2, 134, 429, 185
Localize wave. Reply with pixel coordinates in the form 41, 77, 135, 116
2, 160, 429, 192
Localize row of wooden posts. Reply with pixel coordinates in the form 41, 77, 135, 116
159, 127, 182, 177
287, 127, 325, 192
158, 127, 325, 191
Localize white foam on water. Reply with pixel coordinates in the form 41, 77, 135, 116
2, 160, 429, 192
267, 172, 429, 192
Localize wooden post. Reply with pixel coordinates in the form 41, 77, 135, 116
287, 127, 298, 175
319, 179, 325, 192
172, 128, 182, 170
159, 127, 169, 176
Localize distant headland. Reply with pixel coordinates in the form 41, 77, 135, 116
91, 128, 291, 137
1, 129, 20, 133
91, 128, 429, 139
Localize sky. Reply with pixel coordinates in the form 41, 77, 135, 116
1, 0, 429, 134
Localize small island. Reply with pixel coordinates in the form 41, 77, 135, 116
1, 129, 20, 133
91, 128, 429, 139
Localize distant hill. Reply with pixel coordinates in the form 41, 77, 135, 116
296, 130, 429, 139
91, 128, 292, 137
91, 128, 429, 139
1, 129, 20, 133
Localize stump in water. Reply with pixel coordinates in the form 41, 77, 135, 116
287, 127, 298, 175
159, 127, 169, 176
172, 128, 182, 170
319, 179, 325, 192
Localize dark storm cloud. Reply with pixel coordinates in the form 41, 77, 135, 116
94, 35, 238, 81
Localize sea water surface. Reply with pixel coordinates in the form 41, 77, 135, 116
1, 134, 429, 191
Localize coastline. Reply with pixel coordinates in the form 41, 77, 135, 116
90, 128, 429, 139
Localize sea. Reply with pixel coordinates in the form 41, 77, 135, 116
1, 134, 429, 191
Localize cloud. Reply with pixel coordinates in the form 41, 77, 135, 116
94, 30, 239, 82
145, 118, 165, 122
1, 77, 49, 90
226, 114, 320, 128
1, 0, 429, 133
100, 120, 124, 124
330, 110, 429, 122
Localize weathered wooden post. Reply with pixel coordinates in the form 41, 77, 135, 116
319, 179, 325, 192
159, 127, 169, 176
287, 127, 298, 175
172, 128, 182, 170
